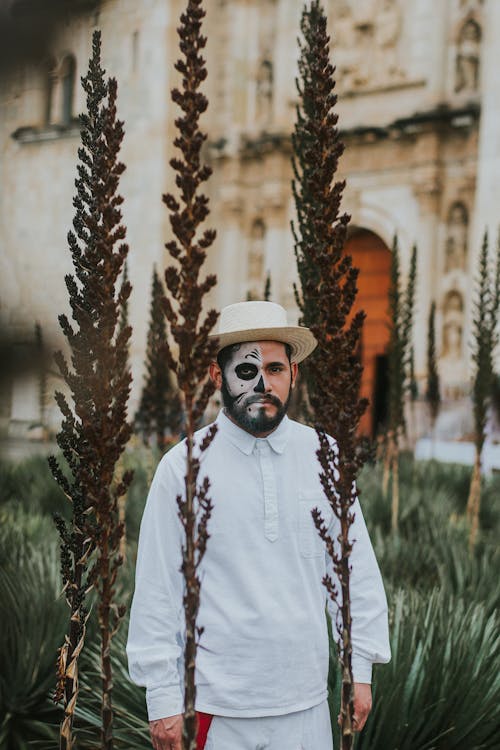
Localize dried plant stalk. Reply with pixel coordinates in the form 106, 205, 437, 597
162, 2, 218, 748
467, 231, 500, 548
135, 267, 183, 450
50, 30, 132, 750
383, 239, 417, 532
426, 301, 440, 445
292, 3, 367, 747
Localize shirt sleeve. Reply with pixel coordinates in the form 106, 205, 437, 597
323, 446, 391, 683
126, 450, 186, 721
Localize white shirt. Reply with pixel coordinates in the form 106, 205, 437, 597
126, 410, 390, 721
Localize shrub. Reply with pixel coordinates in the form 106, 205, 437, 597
0, 446, 154, 552
1, 452, 499, 748
0, 456, 68, 519
329, 587, 500, 749
0, 514, 64, 749
75, 625, 150, 749
358, 459, 500, 610
119, 447, 154, 548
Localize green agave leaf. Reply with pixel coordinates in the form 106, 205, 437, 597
0, 516, 64, 749
344, 587, 500, 750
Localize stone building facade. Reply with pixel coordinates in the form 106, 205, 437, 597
1, 0, 499, 440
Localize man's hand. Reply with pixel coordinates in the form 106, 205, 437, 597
149, 714, 183, 750
353, 682, 372, 731
337, 682, 372, 733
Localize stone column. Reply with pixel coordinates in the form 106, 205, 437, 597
273, 0, 302, 130
215, 187, 245, 309
470, 0, 500, 369
471, 0, 500, 240
412, 162, 443, 381
261, 175, 292, 308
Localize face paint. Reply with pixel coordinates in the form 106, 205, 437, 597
221, 342, 292, 435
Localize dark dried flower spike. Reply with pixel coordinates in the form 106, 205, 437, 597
49, 29, 132, 750
426, 301, 440, 431
162, 3, 218, 749
292, 3, 368, 748
383, 238, 417, 532
467, 230, 500, 548
135, 267, 183, 450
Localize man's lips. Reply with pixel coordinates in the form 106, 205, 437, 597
247, 395, 281, 408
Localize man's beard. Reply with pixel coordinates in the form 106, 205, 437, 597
221, 381, 291, 435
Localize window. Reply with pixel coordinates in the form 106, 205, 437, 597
12, 51, 78, 143
60, 55, 76, 126
44, 57, 57, 125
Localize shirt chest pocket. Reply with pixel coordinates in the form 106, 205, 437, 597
298, 491, 333, 558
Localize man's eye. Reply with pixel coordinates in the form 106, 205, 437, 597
235, 363, 258, 380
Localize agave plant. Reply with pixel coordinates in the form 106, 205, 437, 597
0, 455, 68, 519
0, 514, 65, 750
329, 587, 500, 749
365, 485, 500, 611
75, 625, 150, 749
435, 541, 500, 615
359, 457, 499, 589
118, 448, 153, 548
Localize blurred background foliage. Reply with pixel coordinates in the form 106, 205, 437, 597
0, 451, 499, 749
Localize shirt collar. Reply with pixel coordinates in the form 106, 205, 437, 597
216, 409, 290, 455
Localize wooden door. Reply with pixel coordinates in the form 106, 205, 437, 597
345, 229, 391, 437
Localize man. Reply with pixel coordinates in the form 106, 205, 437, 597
127, 301, 390, 750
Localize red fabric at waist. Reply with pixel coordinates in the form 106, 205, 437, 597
196, 711, 213, 750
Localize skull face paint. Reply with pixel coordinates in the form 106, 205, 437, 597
220, 342, 292, 435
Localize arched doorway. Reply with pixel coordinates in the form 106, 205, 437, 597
345, 228, 391, 437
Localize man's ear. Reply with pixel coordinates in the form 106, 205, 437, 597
209, 361, 223, 389
290, 362, 298, 389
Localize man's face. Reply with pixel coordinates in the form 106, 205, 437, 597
212, 340, 297, 435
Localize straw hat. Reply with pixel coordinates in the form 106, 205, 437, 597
209, 301, 317, 363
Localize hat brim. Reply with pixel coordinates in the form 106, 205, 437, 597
209, 326, 317, 364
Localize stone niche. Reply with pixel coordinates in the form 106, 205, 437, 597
455, 17, 482, 94
439, 289, 467, 390
444, 201, 468, 273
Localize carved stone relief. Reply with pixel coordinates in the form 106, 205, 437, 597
247, 219, 266, 295
254, 1, 277, 126
374, 0, 403, 81
444, 202, 468, 272
255, 58, 273, 126
459, 0, 483, 12
442, 290, 464, 361
211, 0, 230, 129
455, 18, 481, 93
333, 0, 405, 91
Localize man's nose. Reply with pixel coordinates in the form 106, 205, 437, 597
253, 375, 268, 393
